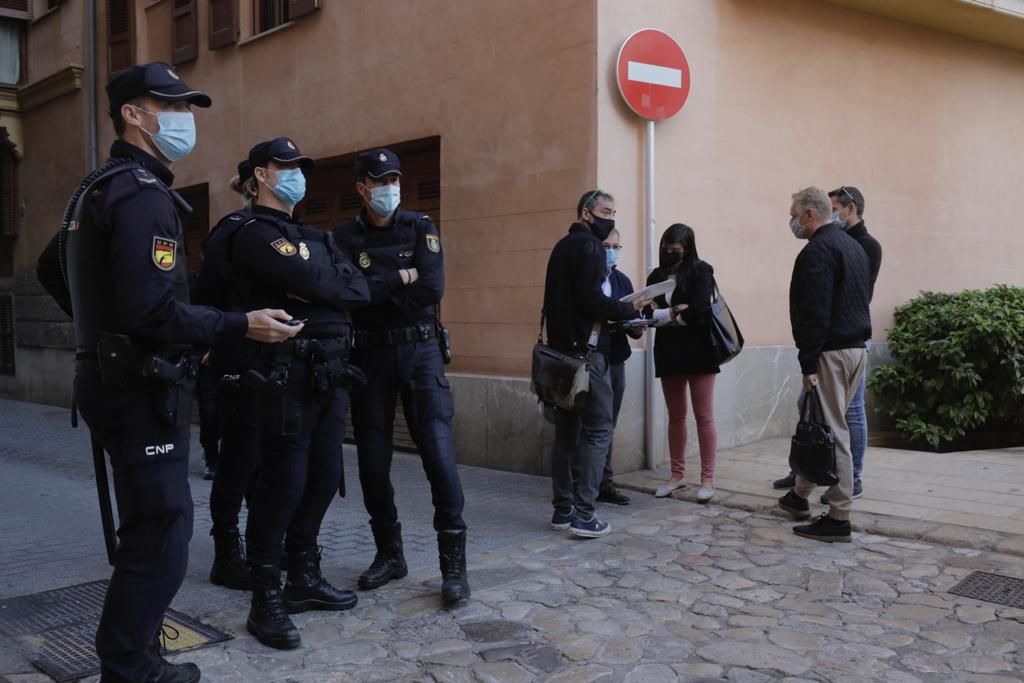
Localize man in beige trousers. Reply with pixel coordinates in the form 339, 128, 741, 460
778, 187, 872, 542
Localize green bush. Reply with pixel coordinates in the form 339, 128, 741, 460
868, 285, 1024, 448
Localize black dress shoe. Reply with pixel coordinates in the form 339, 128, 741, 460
777, 491, 811, 520
772, 472, 796, 490
597, 485, 631, 505
793, 513, 851, 543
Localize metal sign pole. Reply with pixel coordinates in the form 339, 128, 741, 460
644, 119, 657, 470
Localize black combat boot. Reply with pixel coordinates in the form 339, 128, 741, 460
247, 564, 301, 650
209, 526, 251, 590
438, 529, 470, 605
282, 547, 358, 614
138, 628, 199, 683
357, 521, 408, 590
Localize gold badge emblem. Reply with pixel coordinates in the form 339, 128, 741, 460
425, 234, 440, 253
298, 241, 310, 260
152, 237, 177, 271
271, 238, 297, 256
358, 252, 371, 269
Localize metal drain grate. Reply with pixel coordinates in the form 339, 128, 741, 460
0, 580, 231, 682
949, 571, 1024, 609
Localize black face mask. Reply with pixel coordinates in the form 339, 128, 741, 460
586, 215, 615, 241
659, 250, 682, 270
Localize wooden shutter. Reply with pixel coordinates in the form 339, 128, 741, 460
0, 139, 15, 238
288, 0, 319, 20
175, 184, 209, 273
208, 0, 238, 49
172, 0, 197, 65
107, 0, 134, 74
0, 0, 29, 19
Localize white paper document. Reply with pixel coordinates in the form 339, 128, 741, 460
618, 279, 676, 304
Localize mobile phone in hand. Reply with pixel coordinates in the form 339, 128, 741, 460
286, 318, 307, 327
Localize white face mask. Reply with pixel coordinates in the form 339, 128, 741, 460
368, 184, 401, 217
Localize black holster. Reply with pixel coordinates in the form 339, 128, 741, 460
309, 337, 366, 393
96, 333, 197, 427
243, 358, 301, 436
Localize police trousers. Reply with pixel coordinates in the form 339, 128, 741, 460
208, 395, 261, 532
351, 338, 466, 532
244, 361, 348, 566
75, 372, 192, 683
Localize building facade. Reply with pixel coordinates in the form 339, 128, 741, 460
2, 0, 1023, 474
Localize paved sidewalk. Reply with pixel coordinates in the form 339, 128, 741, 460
617, 438, 1024, 557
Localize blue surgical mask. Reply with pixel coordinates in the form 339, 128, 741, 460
832, 211, 843, 226
134, 108, 196, 162
605, 247, 620, 270
369, 184, 401, 217
268, 168, 306, 207
790, 216, 808, 239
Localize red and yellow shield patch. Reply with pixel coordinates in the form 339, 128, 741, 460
152, 237, 177, 271
271, 238, 297, 256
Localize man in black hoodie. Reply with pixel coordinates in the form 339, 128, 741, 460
777, 187, 871, 543
542, 190, 646, 538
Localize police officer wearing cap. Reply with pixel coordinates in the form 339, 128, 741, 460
36, 63, 301, 683
228, 137, 371, 650
334, 149, 470, 605
192, 159, 259, 591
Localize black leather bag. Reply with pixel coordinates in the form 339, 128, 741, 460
788, 388, 839, 486
529, 313, 600, 413
708, 277, 744, 365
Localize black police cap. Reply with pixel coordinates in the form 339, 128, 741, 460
248, 137, 315, 171
355, 148, 402, 179
106, 61, 212, 114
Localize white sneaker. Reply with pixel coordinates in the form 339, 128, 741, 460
655, 478, 687, 498
696, 484, 714, 503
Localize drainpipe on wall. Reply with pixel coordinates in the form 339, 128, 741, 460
86, 0, 97, 169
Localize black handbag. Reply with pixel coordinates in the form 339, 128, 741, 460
788, 388, 839, 486
708, 277, 744, 365
530, 312, 601, 413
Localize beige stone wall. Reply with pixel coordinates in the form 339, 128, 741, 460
115, 0, 599, 377
597, 0, 1024, 349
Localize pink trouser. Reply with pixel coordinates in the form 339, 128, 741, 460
661, 374, 717, 483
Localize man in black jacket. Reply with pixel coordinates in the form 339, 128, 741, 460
543, 190, 646, 538
777, 187, 871, 543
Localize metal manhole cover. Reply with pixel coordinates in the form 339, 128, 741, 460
949, 571, 1024, 609
0, 580, 231, 682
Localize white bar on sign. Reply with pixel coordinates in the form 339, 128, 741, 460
627, 61, 682, 88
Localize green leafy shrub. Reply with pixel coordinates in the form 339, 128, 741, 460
869, 285, 1024, 448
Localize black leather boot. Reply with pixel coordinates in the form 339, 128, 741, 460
357, 521, 408, 590
282, 547, 358, 614
209, 526, 251, 590
438, 529, 470, 605
247, 565, 300, 650
135, 627, 199, 683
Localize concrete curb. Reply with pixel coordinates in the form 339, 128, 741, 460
615, 471, 1024, 559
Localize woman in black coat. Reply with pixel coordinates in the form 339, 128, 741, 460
647, 224, 720, 502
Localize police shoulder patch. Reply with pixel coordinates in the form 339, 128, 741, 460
271, 238, 298, 256
133, 169, 159, 185
425, 233, 440, 253
152, 237, 177, 271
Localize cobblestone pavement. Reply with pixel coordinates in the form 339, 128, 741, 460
3, 399, 1024, 682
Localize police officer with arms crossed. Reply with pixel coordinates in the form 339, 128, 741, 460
334, 149, 470, 605
36, 63, 300, 683
229, 137, 371, 650
192, 159, 258, 590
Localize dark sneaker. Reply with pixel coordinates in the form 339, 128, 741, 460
550, 507, 575, 531
772, 472, 796, 490
820, 480, 864, 505
597, 485, 631, 506
777, 491, 811, 520
793, 513, 851, 543
569, 513, 610, 539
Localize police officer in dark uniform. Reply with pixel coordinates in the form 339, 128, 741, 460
334, 149, 470, 605
192, 159, 258, 590
229, 137, 371, 650
36, 63, 301, 683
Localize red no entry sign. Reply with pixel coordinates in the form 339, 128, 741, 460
616, 29, 690, 121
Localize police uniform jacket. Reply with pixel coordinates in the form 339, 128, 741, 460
333, 209, 443, 331
37, 140, 248, 353
229, 206, 370, 340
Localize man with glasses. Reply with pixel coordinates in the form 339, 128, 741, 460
542, 190, 649, 537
